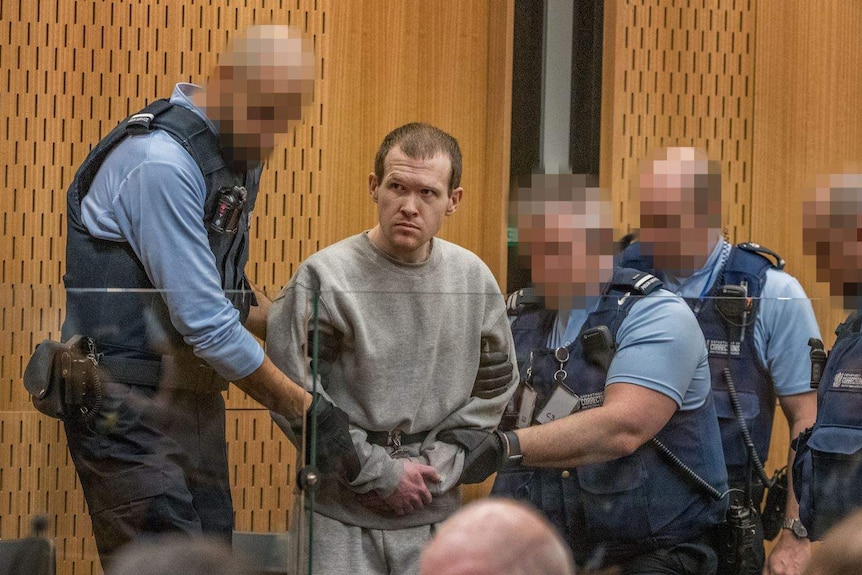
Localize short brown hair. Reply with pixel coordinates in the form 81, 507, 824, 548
374, 123, 462, 191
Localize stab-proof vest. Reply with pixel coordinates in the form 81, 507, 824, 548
620, 242, 778, 483
494, 268, 728, 566
794, 312, 862, 540
62, 99, 260, 369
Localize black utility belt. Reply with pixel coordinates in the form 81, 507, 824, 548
23, 335, 228, 422
99, 355, 229, 393
516, 382, 604, 428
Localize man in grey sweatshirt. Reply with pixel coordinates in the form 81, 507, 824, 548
267, 123, 519, 575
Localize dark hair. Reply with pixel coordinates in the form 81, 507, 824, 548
374, 123, 462, 191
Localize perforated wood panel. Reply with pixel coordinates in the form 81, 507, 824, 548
601, 0, 756, 241
1, 2, 324, 573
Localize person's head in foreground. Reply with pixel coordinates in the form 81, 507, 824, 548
419, 498, 576, 575
105, 534, 253, 575
803, 507, 862, 575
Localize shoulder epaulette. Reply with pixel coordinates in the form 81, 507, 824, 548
611, 268, 663, 295
736, 242, 786, 270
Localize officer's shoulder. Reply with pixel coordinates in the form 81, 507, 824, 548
734, 242, 786, 270
630, 289, 701, 328
611, 268, 663, 295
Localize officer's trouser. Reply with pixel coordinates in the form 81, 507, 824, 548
493, 467, 719, 574
64, 378, 232, 568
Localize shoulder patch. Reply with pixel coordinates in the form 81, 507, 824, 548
737, 242, 786, 270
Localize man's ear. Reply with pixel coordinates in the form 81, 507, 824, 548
368, 173, 379, 202
446, 187, 464, 215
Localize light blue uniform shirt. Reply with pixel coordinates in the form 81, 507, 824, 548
658, 238, 821, 397
547, 290, 712, 411
80, 83, 264, 381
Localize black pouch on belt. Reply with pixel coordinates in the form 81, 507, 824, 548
23, 335, 102, 421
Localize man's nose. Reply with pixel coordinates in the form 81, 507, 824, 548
400, 192, 420, 216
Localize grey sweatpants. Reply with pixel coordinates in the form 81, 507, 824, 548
291, 512, 437, 575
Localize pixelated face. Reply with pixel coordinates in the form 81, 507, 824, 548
515, 194, 614, 308
638, 154, 720, 273
214, 29, 315, 166
368, 147, 461, 263
803, 178, 862, 305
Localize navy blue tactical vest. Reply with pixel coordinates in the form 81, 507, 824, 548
793, 312, 862, 540
493, 268, 728, 566
62, 99, 260, 368
620, 242, 777, 483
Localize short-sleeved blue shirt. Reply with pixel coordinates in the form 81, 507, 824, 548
658, 238, 821, 397
549, 290, 712, 411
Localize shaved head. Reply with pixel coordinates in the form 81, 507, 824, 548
420, 499, 575, 575
205, 25, 315, 168
637, 146, 723, 273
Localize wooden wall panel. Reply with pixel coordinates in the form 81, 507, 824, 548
601, 0, 756, 241
749, 3, 862, 538
319, 1, 514, 282
2, 1, 513, 573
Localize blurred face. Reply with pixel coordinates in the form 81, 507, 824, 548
803, 178, 862, 307
208, 27, 315, 167
516, 197, 614, 308
638, 151, 721, 273
367, 147, 462, 263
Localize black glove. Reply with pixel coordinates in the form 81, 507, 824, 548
306, 330, 342, 377
472, 351, 514, 399
439, 428, 521, 484
298, 395, 361, 483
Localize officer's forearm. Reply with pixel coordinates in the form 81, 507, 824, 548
516, 383, 678, 468
516, 407, 642, 468
234, 355, 312, 419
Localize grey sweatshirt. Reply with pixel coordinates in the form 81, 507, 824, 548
267, 232, 518, 529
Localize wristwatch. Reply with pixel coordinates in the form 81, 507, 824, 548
782, 518, 808, 539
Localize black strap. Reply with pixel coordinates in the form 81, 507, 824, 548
99, 355, 228, 393
736, 242, 786, 270
75, 99, 226, 203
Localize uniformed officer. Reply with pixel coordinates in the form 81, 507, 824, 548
619, 147, 819, 575
794, 173, 862, 541
449, 174, 728, 574
57, 26, 356, 568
